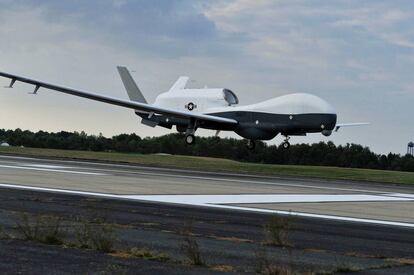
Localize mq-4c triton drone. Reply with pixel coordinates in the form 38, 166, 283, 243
0, 67, 368, 150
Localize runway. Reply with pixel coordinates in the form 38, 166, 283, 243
0, 154, 413, 228
0, 153, 414, 273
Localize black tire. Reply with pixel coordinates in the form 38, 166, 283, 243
282, 141, 290, 149
185, 134, 195, 145
246, 140, 255, 150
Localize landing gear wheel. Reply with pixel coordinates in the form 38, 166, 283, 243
281, 135, 291, 149
246, 140, 256, 150
282, 141, 290, 149
185, 134, 195, 145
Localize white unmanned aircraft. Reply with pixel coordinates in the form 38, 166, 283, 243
0, 67, 368, 149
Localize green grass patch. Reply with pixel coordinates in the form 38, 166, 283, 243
0, 146, 413, 184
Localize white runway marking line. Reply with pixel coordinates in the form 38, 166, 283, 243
0, 183, 413, 228
388, 193, 414, 199
0, 164, 107, 176
124, 194, 414, 204
207, 204, 414, 229
23, 164, 75, 169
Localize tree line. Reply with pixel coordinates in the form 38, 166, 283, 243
1, 128, 413, 172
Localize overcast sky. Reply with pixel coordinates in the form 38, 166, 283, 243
0, 0, 413, 154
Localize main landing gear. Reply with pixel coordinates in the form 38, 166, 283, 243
246, 140, 255, 150
282, 135, 290, 149
185, 134, 195, 145
185, 119, 197, 145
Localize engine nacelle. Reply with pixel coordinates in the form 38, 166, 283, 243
322, 130, 332, 136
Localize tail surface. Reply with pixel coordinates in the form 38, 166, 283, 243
117, 66, 147, 103
169, 76, 189, 92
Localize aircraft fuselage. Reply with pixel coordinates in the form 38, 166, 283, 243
140, 93, 337, 141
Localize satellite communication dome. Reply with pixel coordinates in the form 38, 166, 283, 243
1, 142, 10, 147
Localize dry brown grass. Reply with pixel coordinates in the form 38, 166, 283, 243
387, 258, 414, 265
128, 247, 170, 262
210, 235, 253, 243
109, 251, 132, 259
210, 265, 234, 272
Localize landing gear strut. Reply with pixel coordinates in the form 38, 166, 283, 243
184, 119, 197, 145
282, 136, 290, 149
246, 140, 255, 150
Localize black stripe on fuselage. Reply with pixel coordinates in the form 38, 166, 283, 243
211, 111, 337, 132
137, 111, 337, 139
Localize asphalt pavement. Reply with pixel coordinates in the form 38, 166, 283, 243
0, 154, 413, 274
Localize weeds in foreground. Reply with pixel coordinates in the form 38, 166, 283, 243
264, 215, 292, 247
0, 224, 10, 239
180, 220, 204, 266
74, 217, 116, 253
74, 218, 92, 249
255, 247, 292, 275
16, 213, 64, 245
90, 220, 116, 253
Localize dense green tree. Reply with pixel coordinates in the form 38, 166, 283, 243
0, 128, 413, 172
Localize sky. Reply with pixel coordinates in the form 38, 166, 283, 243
0, 0, 413, 154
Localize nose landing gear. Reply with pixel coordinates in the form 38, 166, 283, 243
282, 135, 290, 149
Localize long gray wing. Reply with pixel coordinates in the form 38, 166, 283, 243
0, 71, 238, 125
